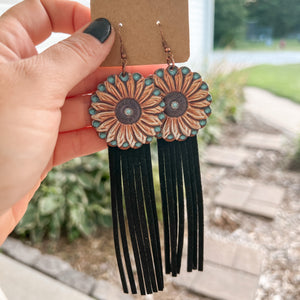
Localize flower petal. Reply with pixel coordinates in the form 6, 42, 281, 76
181, 72, 193, 94
135, 78, 145, 99
116, 125, 127, 146
104, 81, 122, 100
171, 118, 181, 140
175, 68, 184, 92
92, 102, 115, 111
139, 84, 154, 104
127, 74, 135, 98
96, 91, 119, 105
107, 122, 121, 143
153, 75, 169, 94
187, 89, 209, 102
141, 113, 161, 127
98, 111, 116, 120
141, 95, 162, 109
162, 118, 172, 139
182, 114, 201, 130
177, 117, 191, 136
164, 69, 175, 91
132, 123, 147, 144
137, 122, 155, 137
185, 78, 203, 98
144, 105, 164, 114
97, 118, 117, 132
91, 113, 102, 121
189, 99, 211, 109
115, 76, 128, 98
125, 125, 136, 148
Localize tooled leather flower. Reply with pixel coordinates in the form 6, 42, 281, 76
89, 72, 165, 150
152, 66, 212, 141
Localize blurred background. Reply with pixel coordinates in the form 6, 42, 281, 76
0, 0, 299, 300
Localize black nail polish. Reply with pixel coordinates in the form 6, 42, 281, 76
84, 18, 111, 43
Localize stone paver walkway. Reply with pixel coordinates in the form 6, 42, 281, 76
205, 146, 250, 168
173, 236, 264, 300
214, 178, 285, 219
241, 132, 285, 152
0, 254, 93, 300
244, 87, 300, 137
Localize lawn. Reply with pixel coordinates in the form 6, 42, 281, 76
232, 64, 300, 104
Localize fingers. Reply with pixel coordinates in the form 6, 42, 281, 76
60, 95, 91, 132
53, 128, 107, 166
68, 64, 167, 97
0, 0, 90, 59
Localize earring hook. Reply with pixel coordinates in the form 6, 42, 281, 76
156, 21, 175, 68
118, 23, 127, 76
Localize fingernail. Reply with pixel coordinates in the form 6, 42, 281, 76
84, 18, 111, 43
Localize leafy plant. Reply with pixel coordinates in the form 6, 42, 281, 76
15, 151, 112, 242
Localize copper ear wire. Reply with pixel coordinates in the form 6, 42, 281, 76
118, 23, 127, 76
156, 21, 175, 69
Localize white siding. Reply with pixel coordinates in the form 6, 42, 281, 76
0, 0, 215, 72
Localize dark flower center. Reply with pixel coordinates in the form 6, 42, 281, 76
163, 92, 188, 117
115, 98, 141, 124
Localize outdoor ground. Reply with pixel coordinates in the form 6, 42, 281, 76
33, 111, 300, 300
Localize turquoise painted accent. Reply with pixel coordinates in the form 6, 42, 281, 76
168, 67, 178, 76
204, 107, 211, 114
200, 120, 207, 126
107, 76, 115, 84
91, 94, 99, 103
155, 69, 164, 78
158, 113, 165, 120
146, 136, 153, 142
201, 83, 208, 90
191, 130, 198, 135
145, 78, 153, 86
122, 142, 129, 148
89, 108, 96, 115
124, 108, 133, 116
157, 133, 162, 138
111, 140, 117, 146
97, 84, 106, 92
160, 101, 166, 108
154, 126, 161, 133
133, 73, 141, 81
99, 133, 107, 139
171, 101, 179, 109
135, 142, 142, 148
153, 89, 161, 96
120, 73, 129, 82
92, 121, 100, 128
180, 135, 186, 140
207, 95, 212, 102
193, 72, 201, 80
182, 67, 190, 75
167, 134, 174, 140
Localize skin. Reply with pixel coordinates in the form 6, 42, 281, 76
0, 0, 163, 245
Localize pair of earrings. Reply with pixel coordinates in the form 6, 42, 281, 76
89, 21, 212, 295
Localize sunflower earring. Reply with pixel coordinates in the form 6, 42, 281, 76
151, 21, 212, 276
89, 24, 164, 295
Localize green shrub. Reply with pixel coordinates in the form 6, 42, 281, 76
15, 151, 112, 242
15, 71, 245, 242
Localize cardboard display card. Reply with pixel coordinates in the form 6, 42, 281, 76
91, 0, 190, 66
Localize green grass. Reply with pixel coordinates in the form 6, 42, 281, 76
216, 39, 300, 51
231, 64, 300, 103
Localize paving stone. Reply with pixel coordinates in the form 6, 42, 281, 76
205, 146, 250, 168
0, 237, 41, 266
58, 269, 96, 295
241, 132, 284, 152
33, 254, 72, 278
92, 280, 134, 300
214, 178, 285, 219
173, 236, 263, 300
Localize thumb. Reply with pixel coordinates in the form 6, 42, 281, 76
38, 18, 115, 95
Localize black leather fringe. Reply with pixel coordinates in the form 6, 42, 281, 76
157, 136, 204, 276
108, 145, 164, 295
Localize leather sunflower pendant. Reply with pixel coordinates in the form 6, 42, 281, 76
89, 72, 165, 295
152, 65, 212, 276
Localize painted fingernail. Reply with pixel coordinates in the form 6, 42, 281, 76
84, 18, 112, 43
